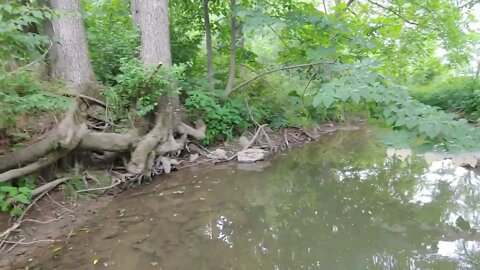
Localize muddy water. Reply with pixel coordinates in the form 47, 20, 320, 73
33, 129, 480, 269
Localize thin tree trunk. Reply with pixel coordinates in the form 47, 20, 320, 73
224, 0, 237, 97
202, 0, 215, 90
475, 60, 480, 79
50, 0, 98, 95
237, 22, 247, 77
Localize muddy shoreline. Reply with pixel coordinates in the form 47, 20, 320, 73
0, 121, 362, 269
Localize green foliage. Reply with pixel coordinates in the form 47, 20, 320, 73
0, 69, 71, 128
83, 0, 140, 84
0, 3, 70, 128
0, 2, 52, 62
184, 83, 252, 145
82, 0, 204, 84
311, 62, 480, 151
0, 177, 35, 217
411, 77, 480, 120
103, 59, 186, 118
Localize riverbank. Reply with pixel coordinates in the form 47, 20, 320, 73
0, 121, 363, 269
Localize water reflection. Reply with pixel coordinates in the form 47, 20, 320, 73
33, 129, 480, 270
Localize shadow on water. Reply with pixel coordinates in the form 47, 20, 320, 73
33, 128, 480, 269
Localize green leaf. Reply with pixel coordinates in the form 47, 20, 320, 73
10, 206, 23, 217
18, 187, 32, 195
322, 95, 335, 108
14, 194, 30, 204
0, 186, 16, 193
32, 10, 43, 19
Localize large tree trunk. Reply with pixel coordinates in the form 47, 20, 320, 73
202, 0, 215, 90
127, 0, 205, 175
49, 0, 98, 95
224, 0, 237, 97
0, 0, 98, 181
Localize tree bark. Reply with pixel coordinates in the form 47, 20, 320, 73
224, 0, 237, 96
138, 0, 172, 67
127, 0, 179, 174
131, 0, 140, 26
202, 0, 215, 90
49, 0, 98, 95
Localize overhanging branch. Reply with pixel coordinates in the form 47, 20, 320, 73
227, 61, 334, 95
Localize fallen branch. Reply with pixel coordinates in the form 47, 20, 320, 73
221, 124, 268, 162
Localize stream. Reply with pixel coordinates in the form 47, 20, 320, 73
33, 128, 480, 269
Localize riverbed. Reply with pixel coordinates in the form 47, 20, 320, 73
25, 128, 480, 269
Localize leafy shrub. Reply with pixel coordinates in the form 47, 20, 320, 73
0, 3, 70, 129
0, 177, 36, 217
184, 83, 252, 145
103, 59, 186, 119
410, 77, 480, 120
83, 0, 140, 84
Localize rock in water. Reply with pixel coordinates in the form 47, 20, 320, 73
237, 149, 268, 163
238, 136, 250, 148
207, 149, 228, 160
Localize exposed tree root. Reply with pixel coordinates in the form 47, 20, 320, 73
0, 124, 87, 183
80, 131, 138, 151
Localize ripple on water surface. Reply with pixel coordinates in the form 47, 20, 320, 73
34, 129, 480, 270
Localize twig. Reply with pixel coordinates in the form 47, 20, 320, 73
22, 213, 74, 224
221, 124, 269, 162
283, 129, 290, 149
46, 192, 73, 213
8, 41, 53, 75
64, 93, 106, 108
229, 61, 334, 95
3, 239, 60, 245
302, 66, 320, 100
245, 101, 260, 127
459, 0, 479, 8
177, 159, 213, 170
239, 64, 277, 92
5, 238, 26, 253
76, 180, 122, 193
322, 0, 328, 13
367, 0, 418, 25
268, 24, 290, 48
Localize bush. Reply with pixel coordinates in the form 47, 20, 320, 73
0, 177, 35, 217
184, 83, 253, 145
0, 3, 70, 129
410, 77, 480, 120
